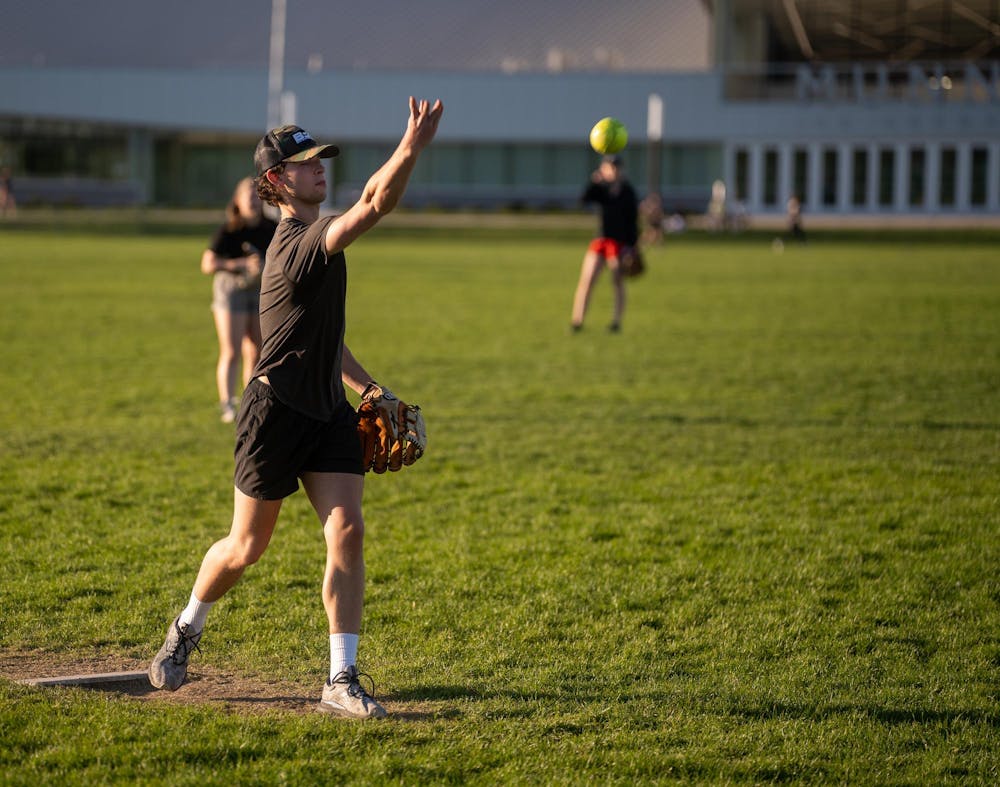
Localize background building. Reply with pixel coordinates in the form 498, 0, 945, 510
0, 0, 997, 219
713, 0, 1000, 219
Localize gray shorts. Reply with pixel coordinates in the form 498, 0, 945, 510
233, 379, 364, 500
212, 272, 260, 313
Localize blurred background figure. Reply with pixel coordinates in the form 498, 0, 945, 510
787, 194, 806, 243
570, 154, 639, 333
706, 179, 726, 231
640, 192, 665, 246
0, 167, 16, 218
201, 177, 277, 423
728, 199, 748, 232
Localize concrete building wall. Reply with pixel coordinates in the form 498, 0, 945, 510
1, 64, 998, 216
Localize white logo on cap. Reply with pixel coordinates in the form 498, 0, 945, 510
292, 131, 314, 145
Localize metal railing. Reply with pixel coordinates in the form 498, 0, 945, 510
722, 60, 1000, 103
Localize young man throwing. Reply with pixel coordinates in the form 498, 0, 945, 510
149, 97, 443, 718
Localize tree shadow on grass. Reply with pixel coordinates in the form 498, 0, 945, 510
385, 683, 638, 722
389, 684, 482, 702
398, 688, 1000, 730
649, 412, 1000, 433
728, 700, 1000, 728
385, 684, 564, 722
383, 684, 479, 720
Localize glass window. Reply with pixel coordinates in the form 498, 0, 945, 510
940, 147, 957, 207
431, 145, 477, 185
734, 149, 748, 202
879, 148, 895, 207
184, 147, 229, 198
469, 145, 505, 187
822, 148, 838, 207
909, 148, 925, 207
971, 147, 988, 206
625, 147, 648, 190
663, 145, 721, 190
793, 148, 808, 207
763, 149, 778, 207
852, 148, 868, 207
510, 146, 548, 187
341, 145, 392, 184
552, 146, 593, 188
23, 134, 127, 179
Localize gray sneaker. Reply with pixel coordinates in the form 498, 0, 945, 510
318, 666, 387, 718
149, 616, 202, 691
220, 400, 237, 423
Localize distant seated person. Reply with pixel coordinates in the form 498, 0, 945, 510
666, 212, 686, 233
728, 200, 748, 232
640, 192, 665, 246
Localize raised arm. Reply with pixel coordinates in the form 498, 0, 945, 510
324, 97, 443, 255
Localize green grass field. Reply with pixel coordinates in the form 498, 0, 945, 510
1, 220, 998, 784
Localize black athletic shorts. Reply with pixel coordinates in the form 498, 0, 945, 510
234, 378, 364, 500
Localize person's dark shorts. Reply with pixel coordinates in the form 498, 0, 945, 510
234, 378, 364, 500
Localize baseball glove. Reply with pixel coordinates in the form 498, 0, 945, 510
622, 247, 645, 278
357, 383, 427, 473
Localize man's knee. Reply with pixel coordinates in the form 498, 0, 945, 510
325, 513, 365, 550
222, 534, 269, 568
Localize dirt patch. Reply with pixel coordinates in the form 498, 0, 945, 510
2, 650, 453, 719
2, 650, 351, 716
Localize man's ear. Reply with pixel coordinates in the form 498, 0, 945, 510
265, 168, 283, 186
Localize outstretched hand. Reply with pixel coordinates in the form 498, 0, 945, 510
323, 96, 443, 253
407, 97, 444, 151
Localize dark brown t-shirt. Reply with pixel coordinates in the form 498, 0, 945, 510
253, 215, 348, 421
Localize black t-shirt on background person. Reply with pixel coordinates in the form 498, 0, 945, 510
582, 180, 639, 246
209, 219, 279, 260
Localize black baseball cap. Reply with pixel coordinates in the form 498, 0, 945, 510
254, 125, 339, 177
603, 154, 623, 166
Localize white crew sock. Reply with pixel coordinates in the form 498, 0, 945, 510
330, 633, 359, 681
178, 593, 214, 633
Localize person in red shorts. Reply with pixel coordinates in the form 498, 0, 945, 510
570, 155, 639, 333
